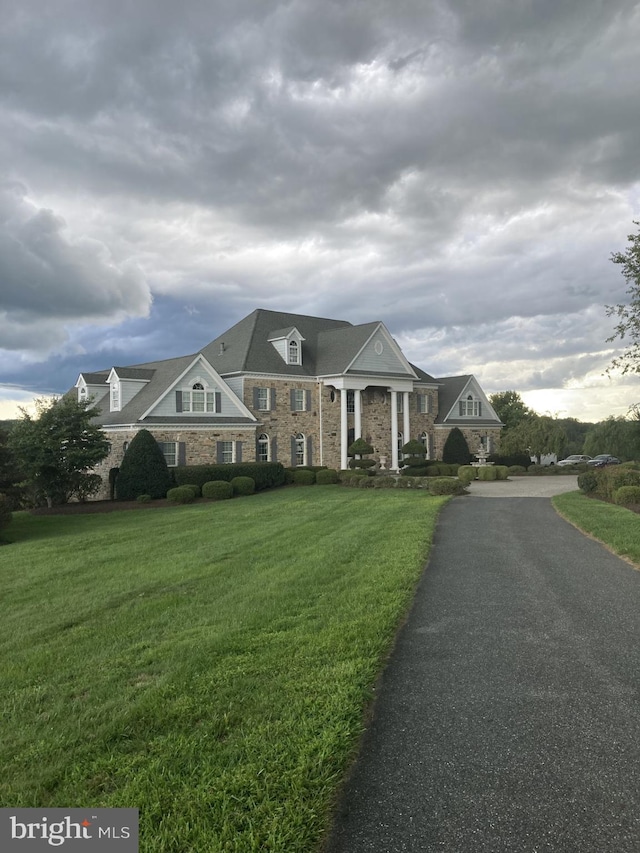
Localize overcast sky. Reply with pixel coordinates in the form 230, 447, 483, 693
1, 0, 640, 423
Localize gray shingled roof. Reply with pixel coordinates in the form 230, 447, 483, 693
434, 375, 503, 425
200, 309, 352, 376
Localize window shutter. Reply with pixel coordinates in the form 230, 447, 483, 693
215, 392, 222, 413
177, 442, 186, 466
290, 389, 296, 411
270, 388, 276, 410
255, 435, 260, 460
216, 442, 224, 464
459, 401, 464, 416
253, 387, 260, 409
176, 390, 183, 413
307, 436, 313, 467
236, 441, 242, 463
478, 401, 482, 416
305, 390, 311, 411
272, 437, 278, 462
291, 436, 297, 465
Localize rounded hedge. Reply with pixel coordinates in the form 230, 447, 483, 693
167, 486, 197, 504
316, 469, 338, 485
427, 478, 466, 495
293, 469, 316, 485
577, 471, 598, 494
494, 465, 510, 481
182, 483, 201, 498
231, 476, 256, 496
136, 494, 152, 503
477, 466, 497, 481
202, 480, 234, 500
508, 465, 527, 476
458, 466, 476, 484
614, 485, 640, 506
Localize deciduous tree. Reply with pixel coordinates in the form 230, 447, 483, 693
606, 221, 640, 374
9, 397, 109, 506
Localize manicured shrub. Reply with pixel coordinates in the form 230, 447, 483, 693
427, 478, 466, 495
614, 485, 640, 506
357, 476, 375, 488
202, 480, 234, 500
442, 428, 472, 465
231, 476, 255, 496
349, 458, 376, 469
508, 465, 527, 475
348, 437, 374, 456
115, 429, 173, 500
293, 469, 316, 485
372, 476, 396, 489
316, 469, 339, 485
458, 466, 476, 484
598, 467, 640, 500
577, 471, 598, 494
182, 483, 201, 498
167, 486, 196, 504
494, 466, 509, 480
136, 494, 152, 503
477, 466, 497, 481
173, 462, 285, 491
401, 466, 429, 476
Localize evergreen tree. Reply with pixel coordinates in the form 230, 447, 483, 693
115, 429, 172, 499
442, 428, 472, 465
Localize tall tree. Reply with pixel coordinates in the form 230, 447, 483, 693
606, 221, 640, 374
583, 416, 640, 461
489, 391, 535, 430
9, 397, 109, 507
500, 414, 566, 464
442, 427, 472, 465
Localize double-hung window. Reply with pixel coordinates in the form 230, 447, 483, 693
256, 388, 270, 411
219, 441, 234, 464
257, 433, 270, 462
291, 389, 307, 411
158, 441, 178, 467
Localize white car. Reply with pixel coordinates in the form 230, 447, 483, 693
557, 454, 592, 467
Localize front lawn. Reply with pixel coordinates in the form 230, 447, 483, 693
0, 487, 447, 852
553, 490, 640, 567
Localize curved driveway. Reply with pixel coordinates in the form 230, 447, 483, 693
325, 478, 640, 852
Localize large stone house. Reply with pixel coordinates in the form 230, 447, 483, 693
75, 309, 503, 498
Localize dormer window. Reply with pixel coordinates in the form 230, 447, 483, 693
177, 380, 221, 413
268, 326, 305, 366
79, 386, 87, 400
288, 340, 299, 364
111, 382, 120, 411
459, 394, 482, 417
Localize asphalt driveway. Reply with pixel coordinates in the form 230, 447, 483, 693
324, 488, 640, 852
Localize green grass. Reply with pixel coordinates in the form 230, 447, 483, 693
553, 491, 640, 567
0, 488, 447, 852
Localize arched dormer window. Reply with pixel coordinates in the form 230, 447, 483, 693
289, 339, 299, 364
459, 394, 482, 417
179, 379, 220, 413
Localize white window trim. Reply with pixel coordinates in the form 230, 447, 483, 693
257, 433, 270, 462
159, 441, 178, 467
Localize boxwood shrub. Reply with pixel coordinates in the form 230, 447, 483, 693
577, 471, 598, 494
508, 465, 527, 476
202, 480, 234, 500
293, 469, 316, 485
167, 485, 197, 504
458, 466, 476, 484
494, 465, 509, 480
316, 469, 339, 485
477, 466, 497, 481
136, 494, 152, 503
173, 462, 285, 491
613, 485, 640, 506
231, 476, 255, 496
427, 478, 466, 495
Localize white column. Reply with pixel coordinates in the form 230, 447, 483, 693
340, 389, 349, 470
390, 390, 399, 471
403, 392, 410, 449
354, 389, 362, 440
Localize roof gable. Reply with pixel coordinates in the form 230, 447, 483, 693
436, 375, 502, 425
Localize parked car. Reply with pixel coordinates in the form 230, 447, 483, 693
557, 455, 592, 467
586, 454, 621, 468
